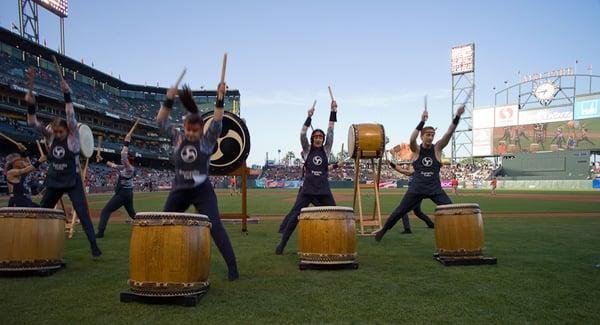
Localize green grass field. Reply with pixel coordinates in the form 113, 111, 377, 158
1, 189, 600, 324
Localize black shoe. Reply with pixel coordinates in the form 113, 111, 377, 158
401, 229, 412, 234
374, 229, 385, 242
91, 245, 102, 257
427, 222, 435, 229
228, 267, 239, 281
275, 243, 284, 255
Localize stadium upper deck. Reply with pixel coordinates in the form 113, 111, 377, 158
0, 27, 240, 161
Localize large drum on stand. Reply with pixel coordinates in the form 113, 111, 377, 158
0, 208, 65, 272
201, 111, 250, 175
348, 124, 385, 159
298, 206, 358, 269
127, 213, 212, 297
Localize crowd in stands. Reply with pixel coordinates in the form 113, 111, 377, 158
259, 160, 496, 184
1, 51, 167, 122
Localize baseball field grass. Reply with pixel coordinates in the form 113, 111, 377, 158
1, 188, 599, 324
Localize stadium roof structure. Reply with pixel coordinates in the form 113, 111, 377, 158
0, 27, 240, 97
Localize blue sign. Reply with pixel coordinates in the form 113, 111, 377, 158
574, 99, 600, 120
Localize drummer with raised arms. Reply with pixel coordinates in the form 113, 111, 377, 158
156, 66, 239, 281
26, 69, 101, 256
375, 101, 465, 242
96, 129, 137, 238
276, 97, 338, 255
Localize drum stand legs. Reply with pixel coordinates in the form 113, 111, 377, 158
353, 153, 383, 236
220, 162, 249, 234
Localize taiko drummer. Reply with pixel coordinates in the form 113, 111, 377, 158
276, 98, 338, 255
375, 103, 465, 242
156, 73, 239, 281
26, 77, 102, 256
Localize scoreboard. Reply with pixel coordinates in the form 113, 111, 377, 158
33, 0, 68, 18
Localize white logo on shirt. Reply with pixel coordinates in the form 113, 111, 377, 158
53, 146, 65, 159
313, 155, 323, 166
422, 157, 433, 167
181, 145, 198, 163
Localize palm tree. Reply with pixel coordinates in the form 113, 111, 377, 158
283, 151, 296, 166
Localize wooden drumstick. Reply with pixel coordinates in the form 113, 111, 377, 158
51, 55, 64, 82
218, 53, 228, 100
174, 68, 187, 89
309, 100, 317, 131
26, 66, 35, 91
0, 131, 22, 147
96, 136, 103, 161
424, 95, 428, 112
328, 86, 335, 101
35, 140, 45, 156
462, 87, 474, 107
127, 118, 140, 138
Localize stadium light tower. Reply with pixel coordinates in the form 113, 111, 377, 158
18, 0, 40, 43
17, 0, 68, 54
450, 43, 475, 163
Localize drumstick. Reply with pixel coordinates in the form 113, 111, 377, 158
424, 95, 428, 112
174, 68, 187, 89
0, 131, 21, 146
461, 87, 474, 107
26, 66, 35, 91
96, 136, 103, 161
35, 140, 45, 156
218, 53, 228, 100
309, 100, 317, 131
127, 118, 140, 138
51, 55, 64, 82
328, 86, 335, 101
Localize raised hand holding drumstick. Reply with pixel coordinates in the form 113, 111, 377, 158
213, 54, 228, 123
95, 136, 104, 163
36, 140, 47, 163
156, 68, 186, 123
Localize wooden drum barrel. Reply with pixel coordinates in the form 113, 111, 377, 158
298, 206, 357, 265
0, 208, 65, 271
530, 143, 539, 152
348, 124, 385, 159
128, 212, 212, 296
434, 204, 485, 258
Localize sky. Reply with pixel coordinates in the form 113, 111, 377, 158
1, 0, 599, 165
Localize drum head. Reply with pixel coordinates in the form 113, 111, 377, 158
77, 123, 94, 158
201, 111, 250, 175
301, 206, 354, 213
0, 207, 66, 219
347, 125, 357, 158
135, 212, 209, 222
435, 203, 481, 214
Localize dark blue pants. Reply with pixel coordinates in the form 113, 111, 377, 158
97, 190, 136, 236
8, 195, 40, 208
401, 202, 434, 230
278, 190, 337, 251
40, 177, 98, 250
383, 190, 452, 234
163, 181, 238, 276
278, 187, 321, 233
